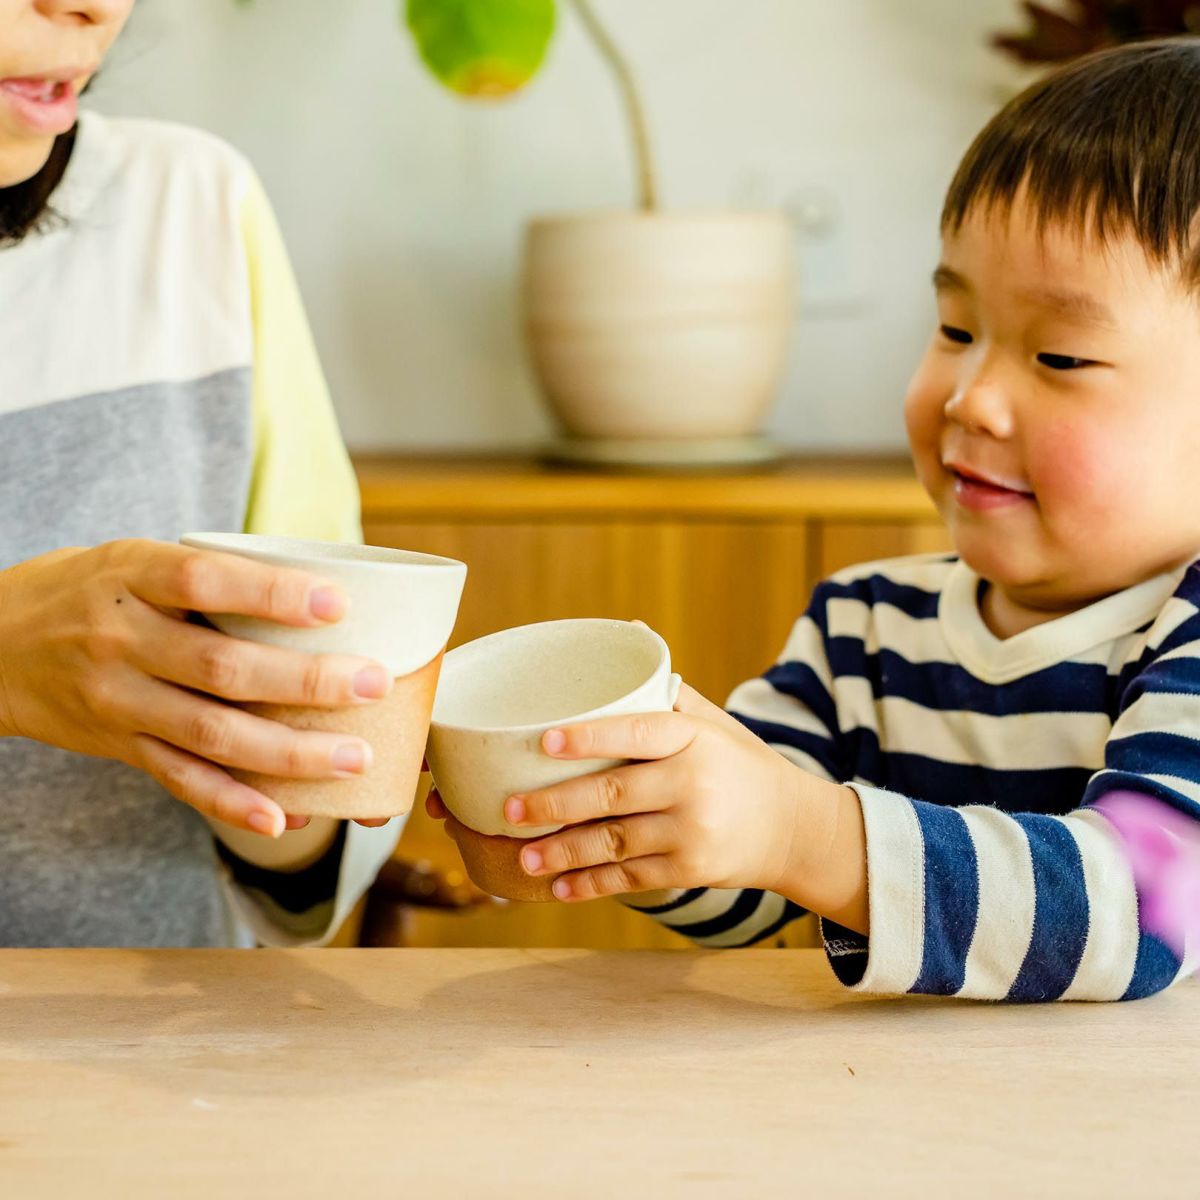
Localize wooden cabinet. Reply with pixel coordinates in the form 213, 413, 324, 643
354, 455, 950, 949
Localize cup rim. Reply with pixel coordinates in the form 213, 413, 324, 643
432, 618, 671, 735
181, 532, 466, 575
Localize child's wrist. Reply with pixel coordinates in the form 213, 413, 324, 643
769, 769, 869, 933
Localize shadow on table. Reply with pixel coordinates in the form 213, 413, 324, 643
0, 949, 398, 1099
0, 948, 846, 1098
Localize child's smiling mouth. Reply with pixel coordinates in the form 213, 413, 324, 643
944, 460, 1037, 512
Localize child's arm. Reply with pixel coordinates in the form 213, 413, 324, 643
490, 608, 1200, 1002
615, 610, 848, 947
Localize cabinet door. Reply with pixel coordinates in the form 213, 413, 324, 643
363, 518, 814, 949
816, 519, 953, 580
364, 519, 810, 705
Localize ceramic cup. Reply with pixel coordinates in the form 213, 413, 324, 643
426, 619, 682, 901
180, 533, 467, 819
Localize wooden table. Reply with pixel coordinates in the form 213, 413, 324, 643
1, 949, 1194, 1198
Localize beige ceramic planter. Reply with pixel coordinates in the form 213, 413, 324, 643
522, 211, 795, 441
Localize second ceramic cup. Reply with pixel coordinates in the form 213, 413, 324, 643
181, 533, 467, 820
426, 619, 682, 901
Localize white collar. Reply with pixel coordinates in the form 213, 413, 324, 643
31, 109, 110, 233
939, 559, 1184, 684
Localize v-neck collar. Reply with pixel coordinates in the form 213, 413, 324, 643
939, 559, 1183, 684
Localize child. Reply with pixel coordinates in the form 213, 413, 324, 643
432, 38, 1200, 1001
0, 0, 399, 946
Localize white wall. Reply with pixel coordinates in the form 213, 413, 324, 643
90, 0, 1025, 452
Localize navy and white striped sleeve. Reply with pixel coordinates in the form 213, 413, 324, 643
620, 598, 842, 946
826, 606, 1200, 1002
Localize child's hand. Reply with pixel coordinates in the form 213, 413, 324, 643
0, 540, 395, 836
428, 684, 866, 927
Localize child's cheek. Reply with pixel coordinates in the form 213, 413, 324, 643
1029, 415, 1140, 530
903, 350, 950, 493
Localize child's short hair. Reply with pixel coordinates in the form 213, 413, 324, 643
942, 38, 1200, 282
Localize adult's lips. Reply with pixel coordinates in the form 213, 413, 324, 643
0, 67, 91, 135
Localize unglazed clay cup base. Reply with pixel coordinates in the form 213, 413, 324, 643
451, 823, 557, 903
232, 652, 443, 819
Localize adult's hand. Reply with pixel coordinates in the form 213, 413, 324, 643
0, 539, 393, 836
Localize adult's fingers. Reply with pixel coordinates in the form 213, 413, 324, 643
117, 676, 374, 781
128, 603, 391, 706
425, 788, 449, 820
133, 734, 285, 835
111, 540, 347, 627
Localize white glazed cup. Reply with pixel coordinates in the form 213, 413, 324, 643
426, 619, 682, 900
180, 533, 467, 819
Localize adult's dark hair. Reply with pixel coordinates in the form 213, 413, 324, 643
943, 38, 1200, 282
0, 127, 76, 247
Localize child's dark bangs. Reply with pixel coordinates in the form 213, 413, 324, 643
941, 40, 1200, 281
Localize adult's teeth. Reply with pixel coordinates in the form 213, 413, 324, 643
4, 79, 65, 101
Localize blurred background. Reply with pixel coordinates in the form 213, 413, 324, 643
89, 0, 1031, 453
86, 0, 1158, 947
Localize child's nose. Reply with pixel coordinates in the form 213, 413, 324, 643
944, 380, 1016, 440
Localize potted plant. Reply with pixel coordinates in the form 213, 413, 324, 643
406, 0, 795, 466
993, 1, 1200, 63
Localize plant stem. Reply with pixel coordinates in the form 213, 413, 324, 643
569, 0, 658, 211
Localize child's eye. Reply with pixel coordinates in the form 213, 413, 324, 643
939, 325, 973, 345
1037, 352, 1096, 371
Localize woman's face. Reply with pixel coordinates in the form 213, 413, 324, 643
0, 0, 133, 186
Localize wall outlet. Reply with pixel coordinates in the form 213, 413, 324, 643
731, 170, 870, 320
783, 184, 869, 319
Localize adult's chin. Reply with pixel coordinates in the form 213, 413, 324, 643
0, 134, 58, 188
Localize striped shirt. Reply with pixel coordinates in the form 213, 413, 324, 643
626, 553, 1200, 1002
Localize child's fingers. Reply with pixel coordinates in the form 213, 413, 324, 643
506, 759, 674, 828
519, 813, 675, 878
440, 811, 470, 843
425, 788, 449, 820
540, 710, 696, 763
672, 682, 750, 737
673, 682, 768, 750
672, 681, 722, 717
550, 855, 677, 902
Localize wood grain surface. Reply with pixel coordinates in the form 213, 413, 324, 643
0, 949, 1194, 1198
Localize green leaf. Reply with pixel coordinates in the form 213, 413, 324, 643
405, 0, 557, 99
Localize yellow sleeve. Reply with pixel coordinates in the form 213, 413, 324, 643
238, 171, 362, 542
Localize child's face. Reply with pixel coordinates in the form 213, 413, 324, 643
905, 192, 1200, 612
0, 0, 133, 187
